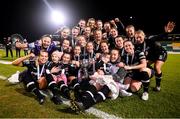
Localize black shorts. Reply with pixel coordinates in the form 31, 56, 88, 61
147, 50, 167, 62
22, 72, 38, 85
126, 70, 143, 81
126, 69, 154, 80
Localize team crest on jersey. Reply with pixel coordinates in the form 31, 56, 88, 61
159, 55, 163, 60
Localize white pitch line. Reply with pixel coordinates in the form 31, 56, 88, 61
0, 75, 7, 80
61, 98, 121, 119
168, 51, 180, 54
0, 60, 12, 64
86, 107, 121, 119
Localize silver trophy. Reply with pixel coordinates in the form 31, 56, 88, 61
80, 59, 89, 79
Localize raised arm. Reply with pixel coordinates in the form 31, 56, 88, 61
148, 21, 176, 41
12, 53, 35, 66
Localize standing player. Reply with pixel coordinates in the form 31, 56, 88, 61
134, 21, 175, 91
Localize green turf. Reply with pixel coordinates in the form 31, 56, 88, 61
0, 52, 180, 118
0, 80, 95, 118
0, 49, 25, 61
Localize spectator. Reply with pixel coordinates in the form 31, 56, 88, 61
4, 37, 13, 58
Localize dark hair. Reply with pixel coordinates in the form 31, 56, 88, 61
100, 40, 109, 47
39, 50, 48, 56
62, 51, 72, 60
123, 40, 134, 46
115, 35, 126, 39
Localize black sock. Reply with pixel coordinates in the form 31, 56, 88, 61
155, 72, 162, 87
141, 71, 150, 93
71, 78, 78, 86
48, 82, 59, 96
32, 88, 44, 99
70, 79, 82, 94
82, 91, 96, 109
143, 82, 150, 93
58, 81, 70, 98
94, 93, 104, 103
81, 85, 97, 109
100, 85, 110, 96
80, 79, 91, 90
95, 85, 110, 103
73, 83, 83, 100
27, 82, 42, 98
87, 85, 97, 95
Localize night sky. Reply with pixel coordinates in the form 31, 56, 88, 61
0, 0, 179, 42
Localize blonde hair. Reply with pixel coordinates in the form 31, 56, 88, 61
52, 50, 63, 60
135, 30, 146, 37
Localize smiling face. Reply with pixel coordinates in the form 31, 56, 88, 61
78, 19, 86, 28
62, 39, 70, 50
77, 36, 86, 47
123, 41, 134, 55
88, 18, 96, 28
41, 36, 51, 49
94, 30, 102, 41
110, 49, 119, 63
104, 22, 111, 31
51, 51, 60, 63
62, 53, 71, 64
61, 28, 70, 39
126, 25, 135, 38
135, 30, 145, 44
74, 45, 81, 56
84, 27, 91, 35
86, 42, 94, 53
96, 20, 103, 29
72, 27, 80, 37
38, 51, 48, 64
115, 36, 124, 48
110, 28, 118, 38
100, 42, 109, 53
